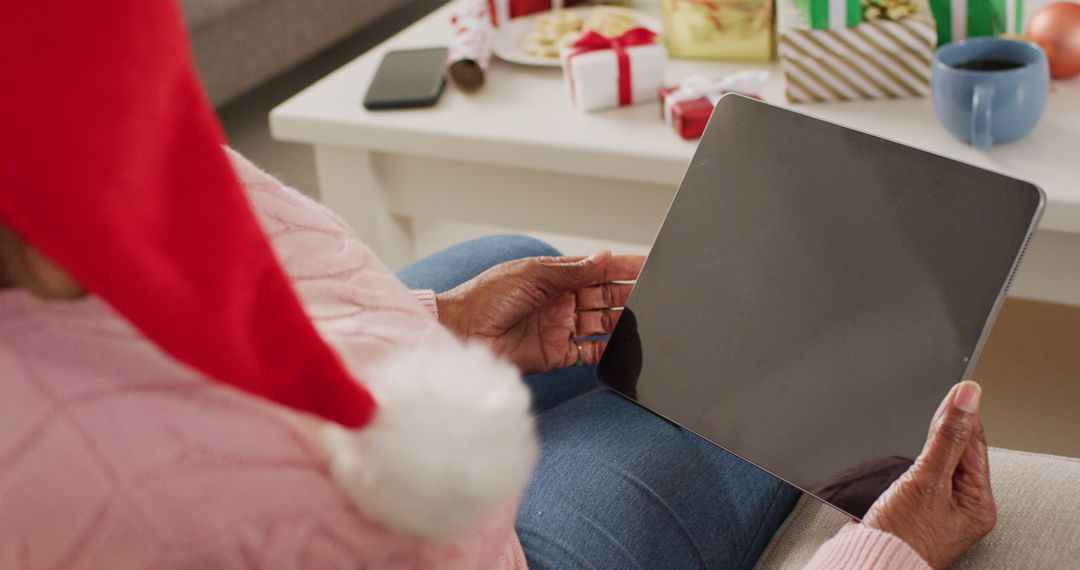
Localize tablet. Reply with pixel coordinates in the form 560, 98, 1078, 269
597, 95, 1044, 519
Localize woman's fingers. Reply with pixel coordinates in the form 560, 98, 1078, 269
535, 252, 645, 291
566, 339, 607, 366
956, 419, 994, 497
596, 254, 646, 284
576, 309, 622, 337
971, 420, 992, 487
576, 283, 634, 310
927, 383, 958, 439
954, 417, 998, 534
919, 381, 982, 484
861, 380, 996, 570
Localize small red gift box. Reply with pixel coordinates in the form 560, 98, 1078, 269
659, 87, 714, 140
487, 0, 590, 26
658, 72, 770, 139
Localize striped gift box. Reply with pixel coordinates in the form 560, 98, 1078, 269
795, 0, 863, 29
930, 0, 1025, 46
779, 16, 938, 102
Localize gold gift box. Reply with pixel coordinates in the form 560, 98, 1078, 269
661, 0, 775, 61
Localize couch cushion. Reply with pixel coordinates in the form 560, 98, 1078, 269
755, 448, 1080, 569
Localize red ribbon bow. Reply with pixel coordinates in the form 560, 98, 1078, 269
569, 27, 659, 107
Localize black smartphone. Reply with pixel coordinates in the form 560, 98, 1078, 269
363, 47, 449, 110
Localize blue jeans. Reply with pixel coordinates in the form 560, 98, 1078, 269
398, 235, 800, 570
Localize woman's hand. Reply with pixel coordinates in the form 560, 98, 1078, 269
435, 251, 645, 375
862, 381, 997, 569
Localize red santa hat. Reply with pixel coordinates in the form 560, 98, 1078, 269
1, 0, 535, 540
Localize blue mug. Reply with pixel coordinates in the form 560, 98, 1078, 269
931, 38, 1049, 150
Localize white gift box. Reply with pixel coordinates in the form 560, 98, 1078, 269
561, 43, 668, 112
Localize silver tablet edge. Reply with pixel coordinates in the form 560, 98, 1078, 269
960, 183, 1046, 381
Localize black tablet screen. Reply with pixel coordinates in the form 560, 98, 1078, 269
597, 95, 1043, 518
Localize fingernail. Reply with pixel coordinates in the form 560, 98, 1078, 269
586, 250, 609, 264
954, 381, 981, 413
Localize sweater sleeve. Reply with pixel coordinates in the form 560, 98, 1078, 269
226, 149, 453, 356
803, 524, 932, 570
411, 289, 440, 319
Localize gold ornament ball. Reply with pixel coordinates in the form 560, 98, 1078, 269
1026, 1, 1080, 79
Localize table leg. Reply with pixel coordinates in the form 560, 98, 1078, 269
313, 145, 414, 269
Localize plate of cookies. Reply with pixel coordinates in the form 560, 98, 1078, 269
492, 6, 661, 67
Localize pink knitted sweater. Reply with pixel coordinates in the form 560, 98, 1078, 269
0, 150, 928, 569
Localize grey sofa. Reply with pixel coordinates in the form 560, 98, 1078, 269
182, 0, 411, 106
756, 448, 1080, 568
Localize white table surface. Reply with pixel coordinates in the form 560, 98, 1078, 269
271, 2, 1080, 233
270, 2, 1080, 305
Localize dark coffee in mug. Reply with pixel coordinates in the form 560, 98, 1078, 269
952, 58, 1026, 71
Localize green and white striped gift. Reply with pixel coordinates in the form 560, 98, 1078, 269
929, 0, 1024, 45
779, 14, 937, 102
796, 0, 864, 29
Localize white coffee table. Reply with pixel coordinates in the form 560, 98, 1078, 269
270, 2, 1080, 306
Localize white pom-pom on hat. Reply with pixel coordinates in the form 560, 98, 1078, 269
323, 340, 538, 540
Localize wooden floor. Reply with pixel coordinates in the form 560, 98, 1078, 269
974, 297, 1080, 458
